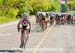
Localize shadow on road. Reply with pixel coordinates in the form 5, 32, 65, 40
0, 50, 23, 53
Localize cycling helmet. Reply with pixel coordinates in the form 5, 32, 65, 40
23, 13, 28, 19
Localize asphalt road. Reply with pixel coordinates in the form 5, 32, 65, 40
0, 17, 75, 53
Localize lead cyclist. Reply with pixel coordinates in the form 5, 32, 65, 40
17, 13, 31, 48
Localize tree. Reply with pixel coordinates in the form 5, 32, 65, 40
29, 0, 51, 14
49, 2, 61, 12
61, 4, 69, 12
0, 0, 61, 17
70, 0, 75, 11
0, 0, 27, 18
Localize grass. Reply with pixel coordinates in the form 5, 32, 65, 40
0, 16, 18, 24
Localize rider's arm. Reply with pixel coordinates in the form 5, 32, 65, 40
17, 22, 20, 28
17, 18, 22, 32
17, 21, 21, 32
17, 18, 23, 29
29, 21, 31, 32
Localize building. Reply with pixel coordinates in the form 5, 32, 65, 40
58, 0, 71, 4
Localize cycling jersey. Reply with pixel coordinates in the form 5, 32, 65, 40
19, 18, 30, 29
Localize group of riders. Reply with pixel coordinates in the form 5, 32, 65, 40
17, 12, 75, 49
36, 12, 75, 29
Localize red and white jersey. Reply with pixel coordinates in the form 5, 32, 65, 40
19, 18, 30, 29
19, 18, 29, 22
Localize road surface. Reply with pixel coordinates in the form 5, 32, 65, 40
0, 17, 75, 53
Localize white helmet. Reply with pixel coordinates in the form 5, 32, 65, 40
23, 13, 28, 18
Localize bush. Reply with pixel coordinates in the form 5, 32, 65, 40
0, 10, 3, 16
7, 8, 19, 18
70, 0, 75, 11
0, 16, 18, 24
49, 2, 61, 12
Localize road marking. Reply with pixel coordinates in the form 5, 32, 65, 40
33, 23, 55, 53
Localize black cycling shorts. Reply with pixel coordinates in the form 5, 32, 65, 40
22, 26, 30, 33
22, 26, 27, 29
42, 18, 45, 21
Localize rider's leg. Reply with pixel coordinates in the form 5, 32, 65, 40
45, 21, 47, 29
71, 18, 73, 24
20, 30, 24, 48
39, 20, 41, 26
24, 30, 29, 48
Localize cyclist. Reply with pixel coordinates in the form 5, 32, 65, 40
50, 14, 55, 25
17, 13, 31, 48
67, 14, 71, 24
39, 13, 47, 30
39, 13, 45, 22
